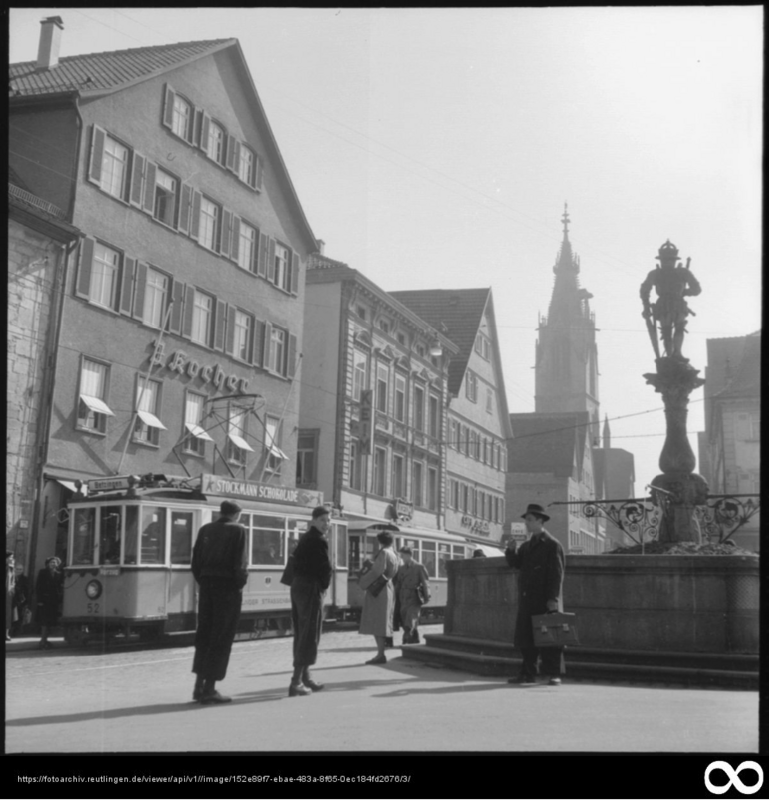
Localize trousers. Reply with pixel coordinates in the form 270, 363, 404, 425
520, 646, 565, 678
291, 577, 323, 668
192, 578, 242, 682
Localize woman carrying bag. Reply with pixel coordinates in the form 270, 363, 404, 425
358, 530, 399, 664
394, 546, 431, 644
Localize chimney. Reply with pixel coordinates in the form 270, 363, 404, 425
317, 239, 325, 255
37, 16, 64, 70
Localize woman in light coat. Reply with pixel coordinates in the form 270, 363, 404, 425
358, 530, 399, 664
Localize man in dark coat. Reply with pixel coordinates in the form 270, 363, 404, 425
505, 503, 565, 686
288, 506, 333, 696
191, 500, 248, 704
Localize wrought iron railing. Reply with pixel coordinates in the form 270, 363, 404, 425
693, 495, 760, 544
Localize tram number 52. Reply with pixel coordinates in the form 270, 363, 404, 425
87, 602, 100, 613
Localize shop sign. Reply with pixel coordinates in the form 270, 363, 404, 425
151, 345, 250, 394
461, 515, 491, 536
202, 474, 323, 508
394, 498, 414, 522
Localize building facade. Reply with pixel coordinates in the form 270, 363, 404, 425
9, 22, 318, 578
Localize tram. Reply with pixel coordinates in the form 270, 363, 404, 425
61, 473, 347, 646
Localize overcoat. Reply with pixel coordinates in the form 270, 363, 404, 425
35, 568, 64, 627
394, 560, 430, 630
505, 530, 564, 649
291, 526, 332, 667
358, 547, 399, 637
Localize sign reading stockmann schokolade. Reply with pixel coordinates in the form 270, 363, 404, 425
201, 474, 323, 508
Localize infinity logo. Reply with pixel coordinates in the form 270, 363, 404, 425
705, 761, 764, 795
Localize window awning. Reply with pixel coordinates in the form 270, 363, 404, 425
137, 410, 167, 430
80, 394, 115, 416
268, 444, 288, 460
185, 423, 214, 442
55, 479, 82, 494
228, 433, 254, 452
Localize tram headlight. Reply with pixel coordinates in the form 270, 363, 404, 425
85, 580, 102, 600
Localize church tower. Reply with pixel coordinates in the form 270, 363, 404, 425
534, 205, 601, 444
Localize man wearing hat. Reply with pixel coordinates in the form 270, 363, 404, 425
191, 500, 248, 704
505, 503, 565, 686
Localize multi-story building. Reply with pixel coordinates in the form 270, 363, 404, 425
593, 416, 636, 550
299, 253, 458, 543
9, 20, 318, 577
389, 288, 511, 548
698, 331, 760, 551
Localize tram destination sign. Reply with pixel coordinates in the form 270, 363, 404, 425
88, 476, 132, 492
202, 474, 323, 508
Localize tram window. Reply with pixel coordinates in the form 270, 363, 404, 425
249, 514, 285, 565
72, 507, 96, 565
141, 506, 166, 564
334, 524, 348, 569
438, 543, 451, 578
452, 545, 466, 559
287, 518, 305, 557
348, 535, 361, 572
99, 506, 123, 565
171, 511, 194, 565
124, 506, 139, 564
422, 541, 437, 577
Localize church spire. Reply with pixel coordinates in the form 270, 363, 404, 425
603, 414, 611, 450
554, 202, 579, 275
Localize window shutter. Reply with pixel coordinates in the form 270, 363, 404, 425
255, 154, 263, 190
232, 140, 241, 177
178, 183, 192, 235
129, 153, 145, 207
182, 285, 195, 338
230, 216, 241, 263
267, 238, 276, 283
142, 161, 157, 214
263, 322, 273, 372
200, 113, 211, 154
257, 231, 269, 278
213, 298, 227, 351
252, 320, 265, 368
193, 108, 203, 147
225, 304, 237, 355
162, 84, 175, 129
75, 237, 95, 298
119, 257, 136, 315
87, 125, 106, 186
287, 333, 298, 378
226, 135, 237, 172
169, 280, 185, 335
250, 227, 260, 273
290, 251, 300, 297
132, 263, 148, 320
220, 209, 232, 258
189, 190, 202, 240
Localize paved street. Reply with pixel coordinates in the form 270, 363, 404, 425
5, 624, 758, 753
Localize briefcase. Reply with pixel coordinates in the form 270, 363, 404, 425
531, 612, 580, 648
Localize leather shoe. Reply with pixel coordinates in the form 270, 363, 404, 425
288, 682, 312, 697
548, 677, 562, 686
200, 690, 232, 704
303, 678, 324, 692
192, 677, 205, 702
365, 655, 387, 665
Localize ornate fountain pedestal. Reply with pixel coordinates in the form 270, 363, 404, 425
643, 356, 707, 542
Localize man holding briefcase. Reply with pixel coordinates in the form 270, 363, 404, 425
505, 503, 565, 686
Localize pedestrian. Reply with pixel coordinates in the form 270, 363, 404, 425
358, 530, 399, 664
394, 546, 431, 644
288, 505, 333, 697
472, 549, 487, 558
505, 503, 565, 686
191, 500, 248, 704
35, 557, 64, 649
13, 566, 31, 636
6, 551, 16, 642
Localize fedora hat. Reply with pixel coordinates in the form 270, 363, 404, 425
521, 503, 550, 522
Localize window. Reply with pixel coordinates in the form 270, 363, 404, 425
102, 136, 129, 199
394, 374, 406, 422
77, 358, 113, 433
238, 221, 257, 272
450, 479, 459, 509
415, 344, 426, 358
378, 319, 390, 335
466, 371, 478, 402
207, 120, 226, 165
143, 268, 168, 329
376, 364, 389, 413
421, 541, 436, 577
429, 395, 440, 438
172, 94, 192, 140
392, 454, 405, 498
348, 439, 363, 490
170, 511, 194, 565
140, 506, 166, 565
461, 484, 469, 513
239, 145, 255, 185
296, 431, 318, 487
438, 543, 451, 578
247, 514, 285, 566
458, 424, 466, 455
353, 351, 368, 401
264, 415, 286, 476
227, 407, 254, 465
233, 310, 253, 362
133, 377, 166, 445
199, 197, 220, 251
274, 242, 290, 291
412, 461, 423, 507
72, 508, 96, 565
396, 332, 406, 346
154, 169, 177, 227
427, 467, 438, 511
183, 392, 212, 455
475, 333, 491, 360
269, 327, 287, 374
355, 305, 367, 321
486, 387, 494, 414
334, 523, 348, 569
90, 243, 120, 310
373, 447, 387, 496
468, 430, 476, 459
413, 385, 425, 431
191, 291, 213, 346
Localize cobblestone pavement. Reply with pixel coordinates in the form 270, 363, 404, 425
5, 625, 759, 753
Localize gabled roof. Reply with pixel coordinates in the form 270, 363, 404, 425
507, 411, 590, 478
717, 331, 761, 399
9, 39, 234, 97
389, 289, 491, 395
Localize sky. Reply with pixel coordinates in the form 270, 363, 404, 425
9, 7, 763, 495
